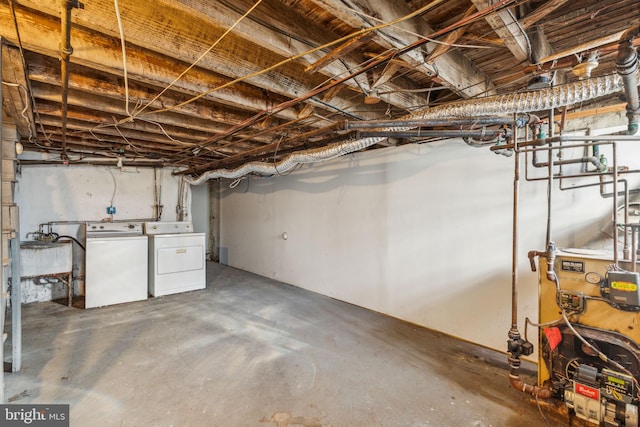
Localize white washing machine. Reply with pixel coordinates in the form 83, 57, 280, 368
144, 221, 206, 297
85, 222, 149, 308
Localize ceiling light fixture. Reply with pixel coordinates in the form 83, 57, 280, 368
15, 141, 24, 155
364, 89, 381, 105
572, 52, 599, 79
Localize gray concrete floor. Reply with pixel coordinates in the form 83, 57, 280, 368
4, 262, 570, 426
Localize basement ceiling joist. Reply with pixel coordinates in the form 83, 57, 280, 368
1, 0, 639, 179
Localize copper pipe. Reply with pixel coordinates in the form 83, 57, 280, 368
511, 115, 520, 331
508, 357, 552, 398
509, 373, 553, 398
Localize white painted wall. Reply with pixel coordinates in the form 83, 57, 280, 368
15, 164, 183, 240
218, 135, 640, 356
13, 163, 202, 302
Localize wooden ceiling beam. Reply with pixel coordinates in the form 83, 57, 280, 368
0, 3, 303, 121
307, 0, 494, 98
38, 125, 245, 158
1, 43, 35, 140
29, 81, 272, 141
37, 131, 191, 157
37, 114, 202, 147
426, 5, 476, 64
535, 30, 627, 65
35, 103, 220, 143
7, 0, 372, 121
470, 0, 530, 62
165, 0, 426, 113
520, 0, 570, 30
305, 32, 375, 74
26, 56, 274, 132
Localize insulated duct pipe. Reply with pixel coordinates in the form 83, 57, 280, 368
617, 25, 640, 135
345, 116, 527, 129
184, 75, 625, 184
177, 177, 191, 222
354, 129, 511, 139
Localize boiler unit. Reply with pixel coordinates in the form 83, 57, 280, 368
535, 249, 640, 426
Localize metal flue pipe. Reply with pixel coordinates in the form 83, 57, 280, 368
616, 24, 640, 135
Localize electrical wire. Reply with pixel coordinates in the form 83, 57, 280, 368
1, 80, 33, 142
133, 0, 265, 118
343, 3, 495, 51
273, 132, 286, 176
535, 389, 551, 427
506, 8, 532, 61
229, 176, 246, 189
108, 167, 117, 221
524, 316, 563, 344
137, 118, 193, 146
8, 0, 55, 149
135, 0, 492, 119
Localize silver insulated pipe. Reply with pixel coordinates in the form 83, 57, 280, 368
184, 74, 625, 184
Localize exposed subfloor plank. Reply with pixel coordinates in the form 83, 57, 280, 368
4, 262, 568, 426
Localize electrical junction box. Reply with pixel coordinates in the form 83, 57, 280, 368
558, 290, 585, 313
607, 271, 640, 309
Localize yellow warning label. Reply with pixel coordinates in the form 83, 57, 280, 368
607, 375, 625, 386
611, 281, 638, 292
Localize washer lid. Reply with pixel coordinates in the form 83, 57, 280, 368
144, 221, 193, 235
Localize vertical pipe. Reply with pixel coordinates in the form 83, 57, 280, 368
0, 44, 4, 404
545, 108, 554, 248
612, 147, 619, 263
60, 1, 72, 160
59, 0, 83, 160
10, 208, 20, 372
632, 225, 638, 272
624, 180, 630, 260
153, 168, 158, 221
511, 113, 520, 331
